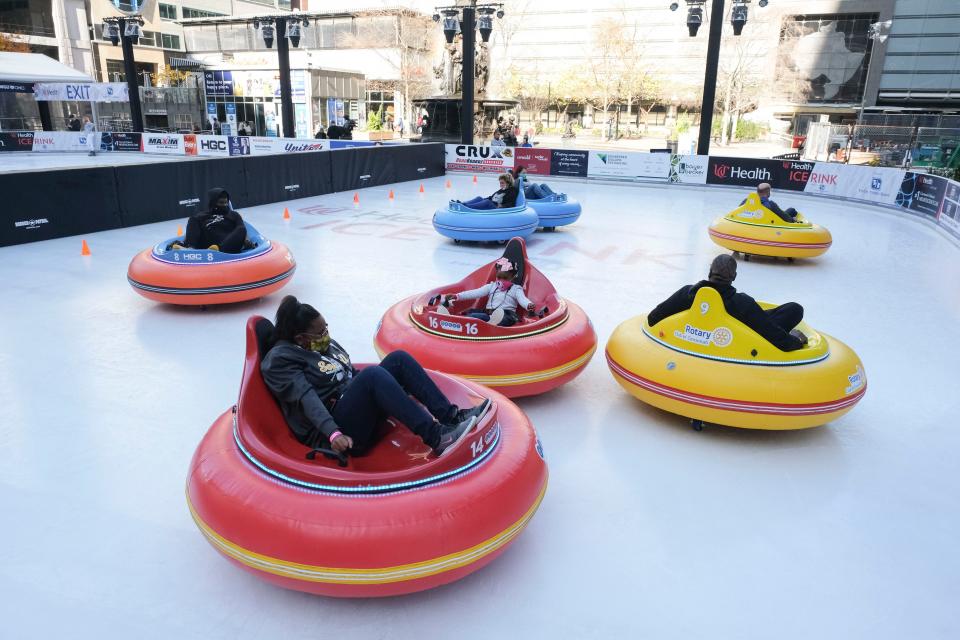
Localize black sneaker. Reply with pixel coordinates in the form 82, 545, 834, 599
433, 415, 477, 457
454, 398, 492, 425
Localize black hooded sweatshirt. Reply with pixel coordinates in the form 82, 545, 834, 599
647, 280, 804, 352
184, 188, 246, 252
260, 339, 355, 447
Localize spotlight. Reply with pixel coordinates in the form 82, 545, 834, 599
686, 6, 703, 37
261, 22, 275, 48
124, 20, 142, 44
731, 4, 747, 35
758, 0, 768, 6
432, 13, 440, 22
442, 15, 459, 44
669, 2, 679, 10
287, 21, 302, 48
478, 14, 493, 42
496, 9, 504, 18
103, 21, 120, 46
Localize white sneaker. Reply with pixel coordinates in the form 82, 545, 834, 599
488, 308, 505, 325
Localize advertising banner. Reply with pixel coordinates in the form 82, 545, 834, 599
774, 159, 816, 191
669, 155, 708, 184
0, 131, 34, 152
550, 150, 588, 177
183, 134, 197, 156
280, 140, 326, 153
31, 131, 98, 152
706, 157, 781, 187
32, 82, 129, 102
142, 134, 185, 155
228, 136, 251, 156
587, 151, 670, 180
196, 135, 229, 157
0, 81, 32, 93
514, 147, 551, 175
203, 71, 234, 96
249, 136, 283, 155
101, 132, 141, 152
224, 103, 237, 137
895, 172, 946, 218
939, 181, 960, 235
803, 163, 904, 204
445, 144, 515, 172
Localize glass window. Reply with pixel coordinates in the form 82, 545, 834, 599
182, 7, 226, 19
139, 30, 157, 47
160, 33, 180, 50
159, 3, 177, 20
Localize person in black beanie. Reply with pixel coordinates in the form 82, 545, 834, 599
648, 254, 808, 351
174, 188, 247, 253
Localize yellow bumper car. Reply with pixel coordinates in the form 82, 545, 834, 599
708, 193, 832, 260
606, 287, 866, 430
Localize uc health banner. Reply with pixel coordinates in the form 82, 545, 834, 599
33, 82, 129, 103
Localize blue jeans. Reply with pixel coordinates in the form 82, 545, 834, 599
331, 351, 456, 451
462, 197, 496, 210
525, 184, 554, 199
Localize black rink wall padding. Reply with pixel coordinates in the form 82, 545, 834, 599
330, 146, 397, 193
393, 143, 445, 182
242, 151, 333, 206
0, 167, 122, 247
1, 145, 448, 246
115, 157, 248, 228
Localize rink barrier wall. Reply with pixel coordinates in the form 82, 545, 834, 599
0, 143, 444, 247
445, 145, 960, 244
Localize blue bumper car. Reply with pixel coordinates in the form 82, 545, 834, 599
526, 191, 581, 230
433, 178, 539, 243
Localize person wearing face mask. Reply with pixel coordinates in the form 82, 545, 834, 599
440, 258, 536, 327
647, 254, 808, 352
174, 187, 247, 253
455, 173, 518, 210
261, 296, 490, 458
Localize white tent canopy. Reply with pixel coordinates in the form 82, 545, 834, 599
0, 53, 93, 84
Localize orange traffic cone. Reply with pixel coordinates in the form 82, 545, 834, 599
388, 189, 395, 200
81, 239, 91, 256
445, 179, 452, 189
283, 207, 291, 220
353, 192, 360, 205
472, 175, 478, 184
176, 224, 183, 236
419, 184, 425, 193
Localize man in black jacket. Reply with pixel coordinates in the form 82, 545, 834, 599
175, 188, 247, 253
647, 255, 808, 351
741, 182, 799, 223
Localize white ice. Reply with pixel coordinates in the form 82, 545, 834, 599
1, 171, 958, 639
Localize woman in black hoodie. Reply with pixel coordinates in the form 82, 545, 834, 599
176, 188, 247, 253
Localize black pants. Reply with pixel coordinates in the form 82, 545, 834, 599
184, 220, 246, 253
766, 302, 803, 332
331, 351, 457, 451
465, 308, 519, 327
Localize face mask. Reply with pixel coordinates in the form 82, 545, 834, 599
308, 335, 331, 353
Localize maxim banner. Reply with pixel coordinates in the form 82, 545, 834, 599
33, 82, 129, 103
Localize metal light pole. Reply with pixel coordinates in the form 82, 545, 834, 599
697, 0, 724, 155
103, 16, 145, 132
275, 17, 295, 138
460, 5, 476, 145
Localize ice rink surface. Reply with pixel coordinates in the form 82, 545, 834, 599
1, 171, 959, 639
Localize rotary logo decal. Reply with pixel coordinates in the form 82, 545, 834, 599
711, 327, 733, 347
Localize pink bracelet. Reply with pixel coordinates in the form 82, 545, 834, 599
329, 430, 343, 442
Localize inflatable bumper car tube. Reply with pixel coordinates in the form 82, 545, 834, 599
433, 178, 539, 243
186, 316, 548, 598
605, 287, 866, 430
375, 237, 597, 398
708, 193, 832, 259
127, 223, 296, 305
526, 192, 582, 230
